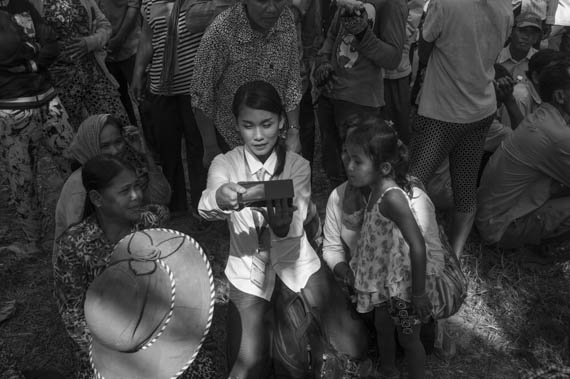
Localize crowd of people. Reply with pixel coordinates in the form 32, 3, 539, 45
2, 0, 570, 377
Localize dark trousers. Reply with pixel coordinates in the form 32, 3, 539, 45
148, 94, 206, 212
300, 86, 316, 165
227, 264, 368, 378
317, 95, 380, 188
382, 75, 411, 145
106, 55, 137, 126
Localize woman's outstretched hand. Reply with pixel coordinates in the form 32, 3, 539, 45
215, 183, 246, 210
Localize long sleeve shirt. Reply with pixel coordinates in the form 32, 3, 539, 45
0, 0, 59, 104
316, 0, 407, 107
198, 146, 321, 300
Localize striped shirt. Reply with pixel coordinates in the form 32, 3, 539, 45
142, 0, 203, 95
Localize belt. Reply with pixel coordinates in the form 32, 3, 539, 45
0, 87, 57, 107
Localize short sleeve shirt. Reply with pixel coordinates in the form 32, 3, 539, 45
190, 3, 302, 148
418, 0, 513, 124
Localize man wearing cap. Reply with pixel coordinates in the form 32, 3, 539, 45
497, 13, 543, 81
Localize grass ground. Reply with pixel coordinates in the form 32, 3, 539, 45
1, 148, 569, 379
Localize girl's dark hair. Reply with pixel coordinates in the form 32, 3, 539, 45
82, 154, 135, 218
232, 80, 288, 177
344, 115, 412, 195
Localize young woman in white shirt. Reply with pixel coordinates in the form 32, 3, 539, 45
198, 80, 368, 379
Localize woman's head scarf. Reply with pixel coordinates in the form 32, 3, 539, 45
69, 114, 111, 165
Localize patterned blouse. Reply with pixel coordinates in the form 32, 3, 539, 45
190, 3, 302, 149
53, 204, 168, 354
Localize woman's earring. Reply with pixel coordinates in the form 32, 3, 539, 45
279, 128, 288, 140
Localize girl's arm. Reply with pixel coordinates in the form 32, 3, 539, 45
380, 190, 431, 317
322, 185, 348, 269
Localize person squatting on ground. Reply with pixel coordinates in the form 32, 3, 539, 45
199, 81, 369, 379
477, 58, 570, 260
40, 0, 130, 129
342, 119, 445, 379
132, 0, 208, 216
52, 154, 171, 377
191, 0, 303, 165
409, 0, 513, 258
314, 0, 406, 189
54, 114, 171, 241
0, 1, 74, 251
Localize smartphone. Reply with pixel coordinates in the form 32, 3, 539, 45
237, 179, 294, 208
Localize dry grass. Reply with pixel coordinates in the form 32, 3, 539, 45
1, 154, 570, 379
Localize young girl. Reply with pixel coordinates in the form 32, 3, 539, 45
198, 80, 368, 379
344, 118, 442, 379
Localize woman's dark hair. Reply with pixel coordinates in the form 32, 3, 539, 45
82, 154, 135, 217
232, 80, 288, 177
344, 115, 411, 195
538, 58, 570, 103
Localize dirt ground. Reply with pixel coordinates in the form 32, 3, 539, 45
1, 149, 570, 379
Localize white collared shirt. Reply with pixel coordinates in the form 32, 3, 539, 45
199, 146, 321, 300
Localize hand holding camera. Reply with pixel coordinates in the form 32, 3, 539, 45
337, 0, 368, 35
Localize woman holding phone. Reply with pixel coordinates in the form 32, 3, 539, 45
198, 80, 369, 379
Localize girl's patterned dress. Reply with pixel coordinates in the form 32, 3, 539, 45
350, 186, 441, 315
43, 0, 129, 129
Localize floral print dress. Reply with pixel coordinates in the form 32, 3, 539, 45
43, 0, 129, 129
350, 186, 441, 314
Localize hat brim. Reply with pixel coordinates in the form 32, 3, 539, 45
517, 21, 542, 31
90, 229, 215, 379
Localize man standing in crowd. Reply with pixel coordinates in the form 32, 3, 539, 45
477, 59, 570, 262
0, 0, 73, 252
98, 0, 141, 126
190, 0, 302, 165
132, 0, 208, 225
314, 0, 406, 188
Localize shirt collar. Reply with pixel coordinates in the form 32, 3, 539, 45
235, 3, 291, 43
497, 45, 537, 64
244, 147, 277, 178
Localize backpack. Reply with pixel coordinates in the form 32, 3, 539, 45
272, 283, 362, 379
183, 0, 235, 34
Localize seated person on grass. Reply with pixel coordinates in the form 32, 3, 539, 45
476, 58, 570, 260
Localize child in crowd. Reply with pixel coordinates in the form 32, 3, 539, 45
344, 119, 443, 379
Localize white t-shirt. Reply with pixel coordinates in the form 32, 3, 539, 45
418, 0, 513, 124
